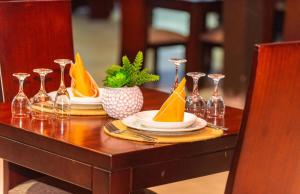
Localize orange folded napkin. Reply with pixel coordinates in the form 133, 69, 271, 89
70, 53, 99, 97
153, 78, 186, 122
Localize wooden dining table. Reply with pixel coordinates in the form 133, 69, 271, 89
0, 88, 242, 194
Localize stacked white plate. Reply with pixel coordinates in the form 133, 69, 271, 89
122, 110, 207, 136
48, 87, 102, 110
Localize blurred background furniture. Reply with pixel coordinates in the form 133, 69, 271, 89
72, 0, 114, 19
223, 0, 286, 95
120, 0, 223, 78
0, 0, 74, 102
283, 0, 300, 41
226, 41, 300, 194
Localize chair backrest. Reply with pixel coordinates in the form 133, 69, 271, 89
225, 41, 300, 194
0, 0, 74, 102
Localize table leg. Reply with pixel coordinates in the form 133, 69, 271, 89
92, 167, 131, 194
3, 161, 42, 193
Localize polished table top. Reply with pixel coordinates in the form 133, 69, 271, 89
0, 88, 242, 171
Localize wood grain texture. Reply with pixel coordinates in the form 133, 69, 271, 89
226, 41, 300, 194
0, 0, 74, 102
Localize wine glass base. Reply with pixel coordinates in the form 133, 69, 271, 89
31, 111, 52, 120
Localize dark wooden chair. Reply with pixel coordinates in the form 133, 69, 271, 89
0, 0, 74, 102
120, 0, 223, 76
225, 41, 300, 194
0, 0, 76, 193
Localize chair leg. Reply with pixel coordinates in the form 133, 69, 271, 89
153, 47, 159, 75
202, 44, 213, 74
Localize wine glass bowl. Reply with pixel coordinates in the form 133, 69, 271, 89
169, 58, 187, 93
31, 68, 53, 120
53, 59, 72, 118
11, 73, 31, 118
185, 72, 206, 118
206, 74, 225, 118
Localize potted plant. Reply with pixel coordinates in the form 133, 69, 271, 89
101, 51, 159, 119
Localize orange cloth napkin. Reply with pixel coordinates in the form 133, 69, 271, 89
153, 78, 186, 122
69, 53, 99, 97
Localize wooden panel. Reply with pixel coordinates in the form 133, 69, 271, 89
132, 149, 234, 190
0, 0, 74, 102
226, 42, 300, 194
0, 136, 92, 189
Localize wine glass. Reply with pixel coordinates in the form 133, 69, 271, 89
53, 59, 72, 118
169, 58, 187, 93
11, 73, 31, 117
206, 74, 225, 118
31, 68, 53, 120
185, 72, 206, 118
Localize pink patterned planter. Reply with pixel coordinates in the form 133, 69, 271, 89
100, 86, 143, 119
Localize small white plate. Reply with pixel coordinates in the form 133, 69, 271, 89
122, 115, 207, 133
135, 110, 197, 129
48, 87, 102, 105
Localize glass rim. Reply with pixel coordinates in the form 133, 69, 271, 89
54, 59, 73, 65
168, 58, 187, 64
33, 68, 53, 74
12, 73, 30, 78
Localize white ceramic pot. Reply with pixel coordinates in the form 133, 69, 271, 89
100, 86, 143, 119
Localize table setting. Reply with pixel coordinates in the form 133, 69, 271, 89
10, 51, 228, 144
2, 51, 242, 194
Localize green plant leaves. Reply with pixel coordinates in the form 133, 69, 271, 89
103, 51, 159, 88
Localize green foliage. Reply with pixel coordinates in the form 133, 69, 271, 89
104, 51, 159, 88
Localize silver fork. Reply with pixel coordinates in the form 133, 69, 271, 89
105, 122, 157, 142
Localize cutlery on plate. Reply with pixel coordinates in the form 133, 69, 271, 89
207, 123, 228, 131
105, 122, 157, 142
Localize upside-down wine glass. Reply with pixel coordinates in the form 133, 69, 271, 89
206, 74, 225, 118
11, 73, 31, 117
185, 72, 206, 118
53, 59, 72, 118
31, 68, 53, 120
169, 58, 187, 93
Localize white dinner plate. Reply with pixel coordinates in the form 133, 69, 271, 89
135, 110, 197, 129
48, 87, 102, 105
122, 115, 207, 133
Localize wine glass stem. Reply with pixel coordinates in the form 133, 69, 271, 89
18, 78, 24, 93
213, 79, 220, 97
192, 77, 199, 95
174, 64, 179, 88
59, 64, 65, 89
40, 74, 46, 91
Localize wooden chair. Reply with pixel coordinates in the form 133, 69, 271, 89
225, 41, 300, 194
120, 0, 223, 76
0, 0, 74, 102
0, 0, 75, 193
